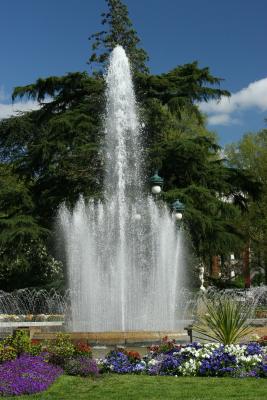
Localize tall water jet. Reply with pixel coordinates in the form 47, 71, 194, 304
59, 46, 185, 332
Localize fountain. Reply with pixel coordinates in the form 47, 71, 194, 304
59, 46, 186, 332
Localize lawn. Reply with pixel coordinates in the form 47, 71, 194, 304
5, 375, 267, 400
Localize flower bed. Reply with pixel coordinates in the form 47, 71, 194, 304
0, 354, 63, 396
98, 338, 267, 378
0, 313, 64, 322
1, 332, 267, 397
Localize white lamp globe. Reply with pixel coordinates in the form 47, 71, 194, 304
151, 185, 161, 194
133, 213, 141, 221
174, 212, 183, 221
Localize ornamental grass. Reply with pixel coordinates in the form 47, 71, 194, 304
193, 296, 254, 345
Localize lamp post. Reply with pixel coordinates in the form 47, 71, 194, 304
199, 264, 206, 292
172, 199, 185, 228
150, 171, 164, 194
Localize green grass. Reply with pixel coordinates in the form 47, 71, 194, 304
5, 375, 267, 400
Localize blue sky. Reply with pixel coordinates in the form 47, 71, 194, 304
0, 0, 266, 145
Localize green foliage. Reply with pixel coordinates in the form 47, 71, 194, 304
136, 62, 230, 122
0, 345, 17, 363
193, 297, 253, 345
149, 132, 259, 259
0, 238, 63, 291
88, 0, 149, 73
2, 73, 104, 227
28, 342, 43, 356
226, 129, 267, 283
2, 331, 43, 358
47, 333, 75, 366
0, 165, 43, 245
4, 329, 31, 356
0, 165, 57, 288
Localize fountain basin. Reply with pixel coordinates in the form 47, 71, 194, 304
31, 330, 190, 346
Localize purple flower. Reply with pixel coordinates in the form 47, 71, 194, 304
0, 354, 63, 396
102, 350, 137, 374
64, 356, 99, 377
246, 343, 262, 356
200, 350, 236, 377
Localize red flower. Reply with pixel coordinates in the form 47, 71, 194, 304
31, 339, 41, 345
127, 351, 141, 360
75, 342, 92, 354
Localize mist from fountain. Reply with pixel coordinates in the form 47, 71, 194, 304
59, 46, 185, 332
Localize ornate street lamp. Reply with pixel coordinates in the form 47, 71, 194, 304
172, 199, 185, 222
150, 171, 164, 194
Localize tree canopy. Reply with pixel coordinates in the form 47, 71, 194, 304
226, 130, 267, 284
88, 0, 149, 74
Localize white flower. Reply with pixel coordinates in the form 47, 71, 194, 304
148, 359, 158, 366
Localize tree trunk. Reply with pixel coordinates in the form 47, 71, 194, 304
211, 255, 220, 278
243, 243, 251, 289
264, 249, 267, 285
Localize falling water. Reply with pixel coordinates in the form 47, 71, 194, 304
59, 46, 185, 331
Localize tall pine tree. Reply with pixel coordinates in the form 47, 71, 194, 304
88, 0, 149, 73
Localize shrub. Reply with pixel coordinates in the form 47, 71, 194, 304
74, 342, 92, 357
64, 356, 99, 377
147, 336, 178, 354
4, 329, 30, 355
47, 333, 75, 367
29, 340, 43, 356
0, 344, 17, 363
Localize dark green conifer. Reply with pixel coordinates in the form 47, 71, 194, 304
88, 0, 149, 73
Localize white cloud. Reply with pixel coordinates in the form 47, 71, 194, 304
0, 100, 40, 120
208, 114, 241, 126
199, 77, 267, 125
208, 114, 232, 126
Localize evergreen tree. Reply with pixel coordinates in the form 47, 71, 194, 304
0, 164, 61, 290
136, 62, 230, 124
1, 73, 104, 228
226, 130, 267, 284
88, 0, 149, 73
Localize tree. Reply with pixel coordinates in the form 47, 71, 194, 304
149, 133, 256, 262
226, 129, 267, 284
0, 73, 105, 228
136, 62, 230, 125
88, 0, 149, 73
0, 164, 62, 290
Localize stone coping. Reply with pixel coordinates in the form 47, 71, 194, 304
33, 331, 189, 345
0, 321, 64, 328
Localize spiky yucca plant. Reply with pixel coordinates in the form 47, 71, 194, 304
193, 296, 254, 345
